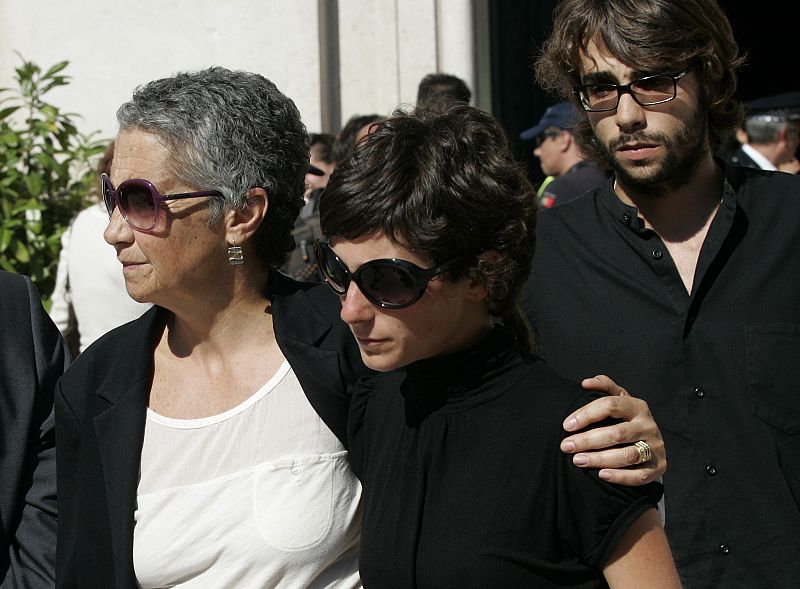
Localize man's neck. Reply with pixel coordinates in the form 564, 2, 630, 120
557, 151, 586, 176
615, 156, 723, 242
616, 156, 724, 294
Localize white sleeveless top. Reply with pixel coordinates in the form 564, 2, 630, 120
133, 361, 363, 588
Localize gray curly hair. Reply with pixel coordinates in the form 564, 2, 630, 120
116, 66, 309, 268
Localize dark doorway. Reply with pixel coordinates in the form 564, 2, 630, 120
487, 0, 557, 188
720, 1, 790, 102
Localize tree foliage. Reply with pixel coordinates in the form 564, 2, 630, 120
0, 54, 105, 301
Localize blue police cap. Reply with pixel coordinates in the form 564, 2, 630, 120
520, 101, 579, 141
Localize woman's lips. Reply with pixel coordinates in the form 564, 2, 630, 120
120, 261, 145, 273
354, 336, 390, 350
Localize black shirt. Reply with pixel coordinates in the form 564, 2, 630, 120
521, 163, 800, 589
539, 160, 609, 209
349, 328, 662, 588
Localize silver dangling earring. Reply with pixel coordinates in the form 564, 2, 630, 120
227, 239, 244, 265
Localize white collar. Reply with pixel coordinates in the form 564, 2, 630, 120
741, 143, 777, 170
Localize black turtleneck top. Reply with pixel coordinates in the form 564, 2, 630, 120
348, 327, 663, 588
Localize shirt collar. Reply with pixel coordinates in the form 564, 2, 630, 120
599, 180, 647, 233
741, 143, 777, 170
565, 159, 600, 175
600, 159, 738, 234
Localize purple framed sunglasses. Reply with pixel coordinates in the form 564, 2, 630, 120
101, 173, 223, 231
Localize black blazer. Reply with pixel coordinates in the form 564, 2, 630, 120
727, 146, 762, 169
0, 271, 69, 588
55, 272, 368, 588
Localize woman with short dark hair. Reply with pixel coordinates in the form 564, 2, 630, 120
317, 104, 681, 588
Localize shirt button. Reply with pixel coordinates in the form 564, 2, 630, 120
719, 544, 731, 555
652, 249, 663, 259
694, 386, 705, 399
706, 465, 717, 476
622, 213, 631, 223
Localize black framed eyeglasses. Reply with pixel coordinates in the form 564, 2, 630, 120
534, 130, 563, 147
102, 173, 223, 231
573, 71, 688, 113
314, 240, 458, 309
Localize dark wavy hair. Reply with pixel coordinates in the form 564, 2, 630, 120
116, 67, 308, 268
535, 0, 745, 159
417, 73, 472, 105
320, 104, 537, 350
310, 133, 336, 164
333, 113, 383, 164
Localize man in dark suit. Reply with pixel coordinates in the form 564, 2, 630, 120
0, 270, 69, 587
727, 91, 800, 171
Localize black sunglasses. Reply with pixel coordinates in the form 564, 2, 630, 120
534, 130, 563, 147
102, 173, 223, 231
314, 240, 458, 309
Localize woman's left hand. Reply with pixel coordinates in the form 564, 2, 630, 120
560, 375, 666, 486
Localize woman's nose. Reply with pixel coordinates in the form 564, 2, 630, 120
339, 281, 374, 326
103, 207, 132, 246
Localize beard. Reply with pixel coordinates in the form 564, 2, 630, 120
591, 106, 710, 197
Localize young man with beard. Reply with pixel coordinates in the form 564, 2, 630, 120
520, 1, 800, 588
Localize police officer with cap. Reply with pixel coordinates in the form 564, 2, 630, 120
728, 90, 800, 171
521, 101, 608, 208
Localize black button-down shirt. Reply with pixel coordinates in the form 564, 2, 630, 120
521, 163, 800, 589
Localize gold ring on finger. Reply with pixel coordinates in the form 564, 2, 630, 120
634, 440, 652, 464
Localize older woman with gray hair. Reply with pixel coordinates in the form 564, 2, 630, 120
55, 67, 366, 588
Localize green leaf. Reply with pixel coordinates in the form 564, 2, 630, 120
24, 174, 43, 196
32, 151, 58, 170
0, 131, 19, 145
40, 104, 58, 121
43, 60, 69, 78
14, 239, 30, 263
0, 218, 22, 230
0, 106, 20, 120
0, 257, 17, 272
13, 198, 43, 214
40, 77, 71, 95
0, 228, 11, 252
